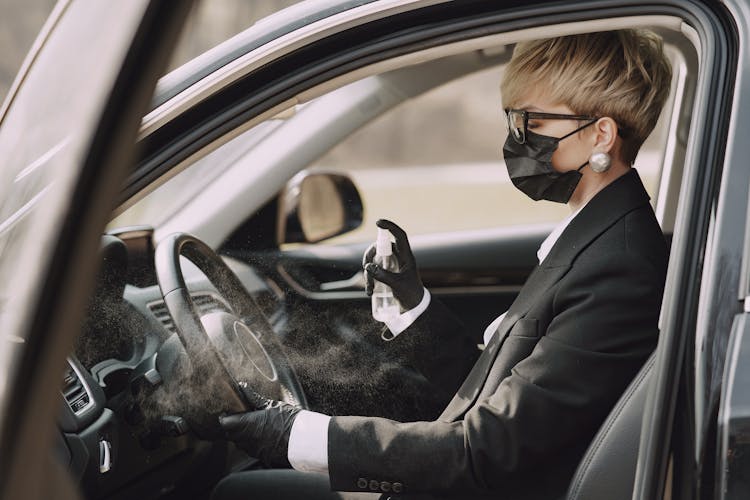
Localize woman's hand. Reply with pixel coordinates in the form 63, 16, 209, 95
218, 389, 301, 468
363, 219, 425, 310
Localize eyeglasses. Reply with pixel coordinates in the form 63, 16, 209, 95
504, 108, 599, 144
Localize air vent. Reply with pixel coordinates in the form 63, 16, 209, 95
62, 362, 91, 415
148, 292, 232, 334
192, 293, 231, 316
148, 300, 175, 334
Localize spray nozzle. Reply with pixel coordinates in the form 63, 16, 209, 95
376, 228, 393, 256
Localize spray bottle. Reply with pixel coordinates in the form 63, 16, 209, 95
371, 227, 400, 322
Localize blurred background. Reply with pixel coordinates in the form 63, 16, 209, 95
1, 0, 56, 100
1, 0, 300, 100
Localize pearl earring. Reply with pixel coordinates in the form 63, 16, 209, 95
589, 152, 611, 173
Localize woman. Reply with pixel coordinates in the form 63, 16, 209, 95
214, 29, 673, 500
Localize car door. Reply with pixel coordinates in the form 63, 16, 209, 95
0, 1, 194, 499
632, 0, 749, 498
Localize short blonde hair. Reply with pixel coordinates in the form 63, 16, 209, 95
501, 30, 672, 164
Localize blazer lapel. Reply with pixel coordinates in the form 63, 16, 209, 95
438, 169, 651, 422
543, 169, 650, 267
439, 262, 570, 421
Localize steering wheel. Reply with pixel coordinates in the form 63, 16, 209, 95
154, 233, 307, 432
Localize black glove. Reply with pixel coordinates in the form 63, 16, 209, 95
363, 219, 425, 310
218, 388, 301, 468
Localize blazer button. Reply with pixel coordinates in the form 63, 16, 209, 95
369, 480, 380, 491
357, 478, 368, 489
380, 481, 392, 492
392, 482, 403, 493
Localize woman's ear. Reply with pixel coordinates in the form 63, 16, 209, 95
593, 117, 618, 153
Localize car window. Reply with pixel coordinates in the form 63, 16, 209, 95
0, 0, 158, 470
109, 119, 283, 229
0, 1, 152, 342
131, 32, 681, 251
305, 62, 671, 246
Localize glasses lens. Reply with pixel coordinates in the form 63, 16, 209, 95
507, 110, 525, 144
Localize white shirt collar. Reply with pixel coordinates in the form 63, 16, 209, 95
481, 203, 586, 347
536, 204, 585, 264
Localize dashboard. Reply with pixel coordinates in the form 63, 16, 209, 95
57, 230, 284, 499
56, 227, 449, 499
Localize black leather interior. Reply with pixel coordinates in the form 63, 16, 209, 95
566, 352, 656, 499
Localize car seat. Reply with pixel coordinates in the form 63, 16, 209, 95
566, 352, 656, 499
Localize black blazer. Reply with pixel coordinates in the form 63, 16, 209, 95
328, 170, 668, 499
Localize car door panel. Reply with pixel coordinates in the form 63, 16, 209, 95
273, 225, 548, 340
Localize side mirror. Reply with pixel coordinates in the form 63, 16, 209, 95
278, 171, 364, 244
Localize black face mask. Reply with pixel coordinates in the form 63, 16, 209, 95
502, 121, 596, 203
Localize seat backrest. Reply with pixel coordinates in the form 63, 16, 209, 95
566, 352, 656, 500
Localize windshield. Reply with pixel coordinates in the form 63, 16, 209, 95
110, 119, 283, 229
